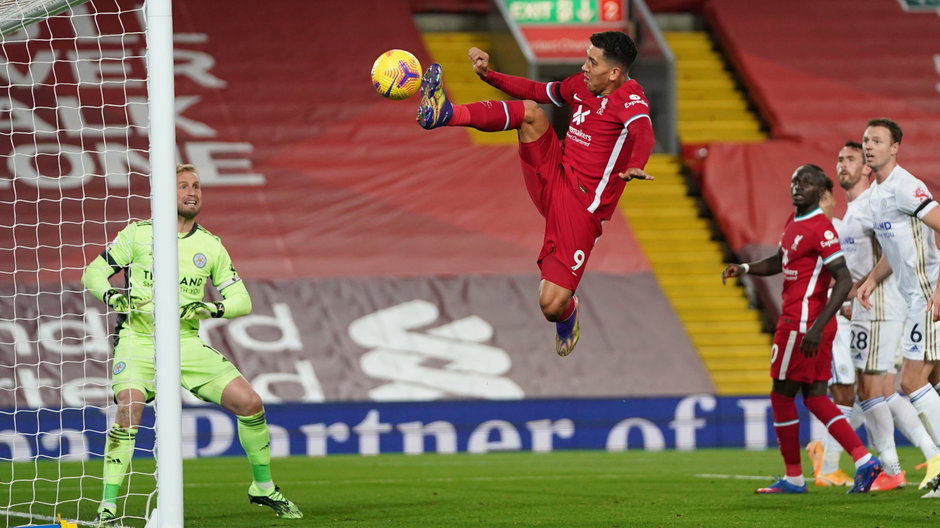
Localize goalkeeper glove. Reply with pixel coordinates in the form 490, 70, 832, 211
103, 289, 130, 312
180, 301, 225, 321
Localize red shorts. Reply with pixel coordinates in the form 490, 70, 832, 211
770, 321, 836, 383
519, 129, 602, 292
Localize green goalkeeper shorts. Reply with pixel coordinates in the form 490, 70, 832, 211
111, 332, 242, 405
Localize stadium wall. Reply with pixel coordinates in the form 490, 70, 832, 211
0, 273, 711, 411
4, 395, 878, 460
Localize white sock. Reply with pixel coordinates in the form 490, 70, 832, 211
850, 401, 865, 430
854, 453, 873, 469
910, 384, 940, 445
861, 397, 900, 475
784, 474, 805, 487
887, 392, 940, 459
820, 404, 852, 474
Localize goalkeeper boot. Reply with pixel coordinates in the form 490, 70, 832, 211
417, 63, 452, 129
248, 483, 303, 519
93, 506, 116, 527
555, 295, 580, 357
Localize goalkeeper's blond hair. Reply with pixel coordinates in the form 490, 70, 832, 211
176, 163, 197, 175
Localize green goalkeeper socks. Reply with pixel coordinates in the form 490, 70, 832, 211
102, 425, 138, 503
237, 411, 273, 484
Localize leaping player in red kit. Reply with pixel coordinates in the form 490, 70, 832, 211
416, 31, 655, 357
722, 164, 881, 493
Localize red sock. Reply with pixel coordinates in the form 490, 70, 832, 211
449, 100, 524, 131
558, 295, 577, 321
804, 395, 868, 462
769, 392, 802, 477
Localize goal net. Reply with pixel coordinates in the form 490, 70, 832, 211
1, 1, 173, 526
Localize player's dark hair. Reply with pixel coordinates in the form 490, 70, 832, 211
590, 31, 637, 71
866, 118, 903, 144
796, 164, 832, 192
843, 140, 862, 151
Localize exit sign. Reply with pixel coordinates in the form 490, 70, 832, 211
899, 0, 940, 10
504, 0, 623, 25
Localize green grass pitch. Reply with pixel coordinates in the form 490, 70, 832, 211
4, 447, 939, 527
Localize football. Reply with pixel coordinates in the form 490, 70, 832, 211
370, 49, 422, 100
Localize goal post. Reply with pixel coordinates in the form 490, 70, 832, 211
146, 0, 183, 525
0, 0, 181, 526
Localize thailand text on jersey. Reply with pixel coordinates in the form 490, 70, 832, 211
778, 208, 844, 333
101, 221, 241, 336
835, 189, 906, 322
868, 165, 940, 310
545, 73, 653, 220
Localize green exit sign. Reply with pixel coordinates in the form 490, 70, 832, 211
505, 0, 600, 24
899, 0, 940, 9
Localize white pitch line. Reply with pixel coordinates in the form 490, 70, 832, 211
695, 473, 818, 482
2, 473, 629, 495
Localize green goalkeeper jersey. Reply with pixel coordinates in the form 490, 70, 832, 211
82, 221, 250, 337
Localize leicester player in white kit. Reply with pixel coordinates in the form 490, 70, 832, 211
857, 119, 940, 495
832, 141, 940, 490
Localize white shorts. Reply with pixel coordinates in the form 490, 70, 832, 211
901, 310, 940, 362
850, 320, 902, 373
831, 314, 855, 385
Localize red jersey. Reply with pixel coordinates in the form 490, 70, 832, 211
555, 74, 652, 220
484, 71, 654, 221
778, 208, 844, 333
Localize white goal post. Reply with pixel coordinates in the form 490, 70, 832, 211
0, 0, 180, 526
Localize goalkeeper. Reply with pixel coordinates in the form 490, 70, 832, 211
82, 164, 302, 525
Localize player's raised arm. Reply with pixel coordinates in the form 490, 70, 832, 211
468, 47, 489, 78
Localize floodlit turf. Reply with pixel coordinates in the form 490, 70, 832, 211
4, 447, 940, 527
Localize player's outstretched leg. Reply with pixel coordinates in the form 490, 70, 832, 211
555, 295, 580, 357
755, 478, 807, 494
416, 63, 452, 129
248, 484, 303, 519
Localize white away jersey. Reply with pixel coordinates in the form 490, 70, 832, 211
868, 165, 940, 311
836, 189, 905, 322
